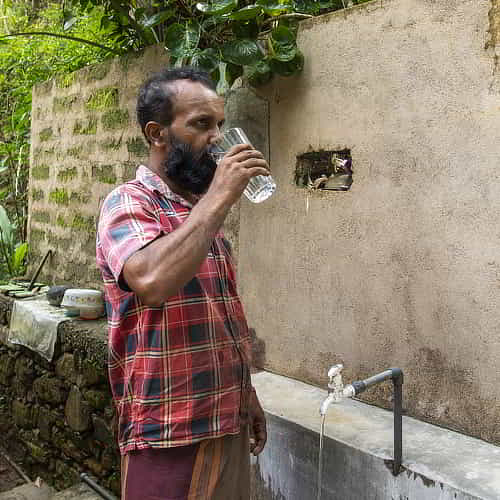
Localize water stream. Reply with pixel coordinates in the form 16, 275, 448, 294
317, 413, 326, 500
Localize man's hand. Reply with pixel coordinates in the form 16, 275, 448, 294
249, 389, 267, 456
207, 144, 270, 208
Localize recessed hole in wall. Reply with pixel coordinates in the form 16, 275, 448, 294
295, 149, 352, 191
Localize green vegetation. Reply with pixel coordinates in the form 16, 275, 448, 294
0, 205, 28, 278
127, 137, 148, 156
39, 127, 53, 142
85, 87, 119, 110
49, 188, 70, 205
73, 117, 98, 135
0, 2, 120, 279
92, 164, 116, 184
70, 214, 95, 232
31, 188, 44, 201
57, 167, 78, 182
32, 164, 50, 180
101, 109, 129, 130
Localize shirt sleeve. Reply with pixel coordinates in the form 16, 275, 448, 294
97, 185, 170, 290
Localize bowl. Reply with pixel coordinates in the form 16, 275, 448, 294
61, 289, 104, 308
79, 305, 105, 320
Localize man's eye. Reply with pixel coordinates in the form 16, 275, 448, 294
196, 119, 210, 128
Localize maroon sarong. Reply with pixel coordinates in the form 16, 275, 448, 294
121, 425, 250, 500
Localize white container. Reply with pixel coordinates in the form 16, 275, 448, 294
61, 289, 104, 319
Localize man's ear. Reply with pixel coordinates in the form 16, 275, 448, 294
145, 122, 168, 148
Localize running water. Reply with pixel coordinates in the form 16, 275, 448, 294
317, 413, 326, 500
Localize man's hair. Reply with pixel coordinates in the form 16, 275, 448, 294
137, 67, 216, 143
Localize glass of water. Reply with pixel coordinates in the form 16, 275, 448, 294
212, 128, 276, 203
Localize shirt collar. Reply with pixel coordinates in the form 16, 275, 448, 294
136, 164, 195, 209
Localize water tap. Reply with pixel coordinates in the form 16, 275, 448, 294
319, 364, 355, 416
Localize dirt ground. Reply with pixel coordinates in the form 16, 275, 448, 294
0, 454, 25, 493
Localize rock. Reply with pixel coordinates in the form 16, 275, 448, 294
55, 354, 76, 383
83, 389, 109, 411
91, 415, 113, 445
0, 354, 15, 385
13, 399, 33, 429
33, 375, 66, 405
65, 386, 91, 432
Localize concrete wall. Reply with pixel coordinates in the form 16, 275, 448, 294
29, 46, 168, 288
240, 0, 500, 445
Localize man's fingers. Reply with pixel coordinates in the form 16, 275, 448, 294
225, 143, 252, 157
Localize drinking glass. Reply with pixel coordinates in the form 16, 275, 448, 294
213, 128, 276, 203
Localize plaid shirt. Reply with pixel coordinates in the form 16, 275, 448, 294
96, 165, 252, 455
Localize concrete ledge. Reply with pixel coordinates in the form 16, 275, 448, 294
251, 371, 500, 500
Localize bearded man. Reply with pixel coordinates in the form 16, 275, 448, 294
96, 67, 269, 500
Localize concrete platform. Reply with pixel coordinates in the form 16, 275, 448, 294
0, 483, 54, 500
251, 371, 500, 500
51, 483, 102, 499
0, 482, 102, 500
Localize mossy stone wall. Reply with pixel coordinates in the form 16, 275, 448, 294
28, 46, 169, 288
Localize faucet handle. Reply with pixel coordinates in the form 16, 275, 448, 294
327, 364, 344, 381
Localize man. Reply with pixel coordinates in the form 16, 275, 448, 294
96, 67, 269, 500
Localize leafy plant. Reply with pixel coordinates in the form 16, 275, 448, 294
66, 0, 371, 92
0, 205, 28, 278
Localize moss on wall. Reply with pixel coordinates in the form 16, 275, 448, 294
85, 88, 119, 111
71, 215, 96, 232
56, 72, 77, 89
39, 128, 53, 142
86, 60, 112, 81
92, 165, 117, 184
56, 215, 67, 228
32, 165, 50, 180
101, 109, 129, 130
73, 118, 97, 135
53, 95, 78, 113
57, 167, 78, 182
127, 137, 148, 156
31, 188, 45, 201
100, 138, 122, 151
30, 228, 46, 245
49, 188, 70, 205
31, 212, 51, 224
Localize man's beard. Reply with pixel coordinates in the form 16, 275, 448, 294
162, 134, 218, 195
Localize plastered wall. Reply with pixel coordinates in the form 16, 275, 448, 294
239, 0, 500, 444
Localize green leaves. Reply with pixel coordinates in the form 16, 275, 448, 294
221, 39, 262, 66
270, 25, 297, 61
229, 5, 262, 20
165, 22, 201, 58
191, 48, 220, 73
196, 0, 238, 16
140, 10, 174, 29
12, 242, 28, 275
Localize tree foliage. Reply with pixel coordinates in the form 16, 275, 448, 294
67, 0, 370, 91
0, 1, 118, 278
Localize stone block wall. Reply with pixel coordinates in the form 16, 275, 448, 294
0, 296, 119, 494
29, 45, 169, 289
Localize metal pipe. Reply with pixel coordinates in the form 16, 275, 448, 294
0, 448, 31, 483
80, 473, 117, 500
348, 368, 404, 476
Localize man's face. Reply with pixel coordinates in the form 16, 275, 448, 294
167, 80, 225, 155
161, 80, 225, 195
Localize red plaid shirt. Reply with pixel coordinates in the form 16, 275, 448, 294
96, 165, 252, 455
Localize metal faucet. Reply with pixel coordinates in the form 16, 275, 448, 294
318, 364, 405, 476
319, 364, 355, 416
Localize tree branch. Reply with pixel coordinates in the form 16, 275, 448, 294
0, 32, 122, 55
